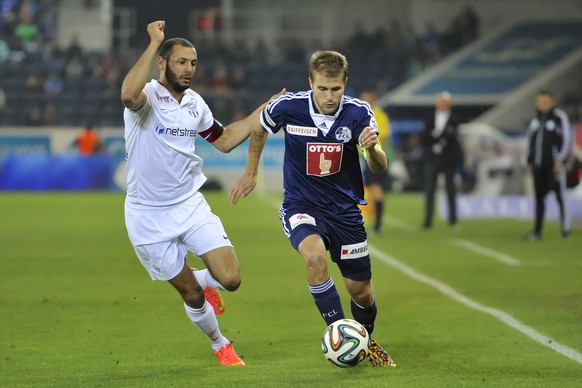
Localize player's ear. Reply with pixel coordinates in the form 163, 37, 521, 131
157, 56, 166, 71
309, 77, 313, 89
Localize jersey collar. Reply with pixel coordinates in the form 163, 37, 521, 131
308, 91, 344, 136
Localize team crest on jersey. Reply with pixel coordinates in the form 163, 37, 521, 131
306, 142, 344, 177
334, 127, 352, 143
188, 106, 199, 118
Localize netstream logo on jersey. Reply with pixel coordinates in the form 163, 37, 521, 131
287, 124, 318, 137
155, 124, 196, 137
340, 240, 369, 260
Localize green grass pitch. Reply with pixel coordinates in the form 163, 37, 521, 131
1, 191, 581, 387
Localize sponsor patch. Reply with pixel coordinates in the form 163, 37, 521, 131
369, 116, 379, 132
287, 124, 318, 137
340, 240, 369, 260
263, 110, 276, 127
289, 213, 316, 230
306, 142, 344, 176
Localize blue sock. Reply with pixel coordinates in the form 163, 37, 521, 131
351, 299, 377, 335
308, 277, 345, 326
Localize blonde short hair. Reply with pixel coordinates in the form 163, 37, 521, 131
309, 50, 348, 81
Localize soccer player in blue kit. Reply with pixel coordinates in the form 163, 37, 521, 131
230, 50, 396, 367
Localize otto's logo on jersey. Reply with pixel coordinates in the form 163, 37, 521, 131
155, 124, 196, 137
340, 240, 369, 260
334, 127, 352, 143
287, 125, 318, 137
306, 142, 343, 177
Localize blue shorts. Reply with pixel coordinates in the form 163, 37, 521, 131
279, 202, 371, 281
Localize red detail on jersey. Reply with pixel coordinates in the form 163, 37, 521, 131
198, 119, 224, 143
342, 249, 348, 255
306, 142, 344, 177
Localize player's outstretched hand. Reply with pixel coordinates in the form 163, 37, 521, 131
229, 174, 257, 205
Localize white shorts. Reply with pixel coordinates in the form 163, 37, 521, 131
124, 192, 233, 281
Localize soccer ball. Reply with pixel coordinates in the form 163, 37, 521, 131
321, 318, 370, 367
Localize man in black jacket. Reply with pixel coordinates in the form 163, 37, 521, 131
526, 90, 572, 240
422, 92, 463, 229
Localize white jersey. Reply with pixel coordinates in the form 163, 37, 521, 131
123, 80, 214, 206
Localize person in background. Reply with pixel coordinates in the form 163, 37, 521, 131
422, 91, 463, 229
359, 90, 391, 234
75, 124, 102, 155
525, 90, 572, 240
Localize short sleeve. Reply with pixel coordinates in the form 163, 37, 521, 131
260, 96, 287, 134
198, 98, 215, 131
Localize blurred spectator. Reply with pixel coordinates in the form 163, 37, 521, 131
43, 39, 66, 69
0, 35, 9, 76
65, 34, 84, 62
65, 54, 84, 79
74, 124, 102, 155
43, 70, 64, 97
25, 70, 43, 91
44, 101, 58, 125
210, 64, 230, 91
101, 51, 124, 91
26, 104, 43, 125
13, 4, 38, 51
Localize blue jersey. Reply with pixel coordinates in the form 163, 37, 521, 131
260, 91, 378, 214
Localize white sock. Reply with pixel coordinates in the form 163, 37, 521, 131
192, 268, 226, 291
184, 301, 229, 352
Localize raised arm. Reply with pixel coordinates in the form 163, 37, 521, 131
120, 20, 165, 110
228, 118, 269, 205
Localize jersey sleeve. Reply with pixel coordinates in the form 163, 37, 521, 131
355, 103, 379, 139
198, 98, 215, 132
260, 96, 287, 134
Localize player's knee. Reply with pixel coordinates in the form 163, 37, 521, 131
348, 283, 374, 305
180, 285, 206, 308
220, 271, 241, 291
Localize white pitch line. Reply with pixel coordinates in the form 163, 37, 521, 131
384, 216, 418, 232
368, 245, 582, 365
258, 196, 582, 363
451, 238, 522, 266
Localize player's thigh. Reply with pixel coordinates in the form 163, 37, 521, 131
133, 238, 187, 281
328, 219, 371, 282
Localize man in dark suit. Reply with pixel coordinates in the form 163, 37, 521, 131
422, 92, 463, 229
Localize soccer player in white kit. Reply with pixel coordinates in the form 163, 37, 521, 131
121, 20, 280, 366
